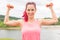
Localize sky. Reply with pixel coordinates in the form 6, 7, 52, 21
0, 0, 60, 18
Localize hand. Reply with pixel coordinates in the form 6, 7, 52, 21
46, 3, 53, 9
7, 4, 14, 10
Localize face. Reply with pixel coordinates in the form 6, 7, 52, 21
26, 4, 36, 18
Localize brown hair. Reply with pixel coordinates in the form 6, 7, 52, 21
26, 2, 36, 9
22, 2, 36, 22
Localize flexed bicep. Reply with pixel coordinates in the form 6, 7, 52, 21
41, 19, 58, 25
4, 20, 21, 26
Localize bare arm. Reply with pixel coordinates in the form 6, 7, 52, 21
40, 3, 58, 25
4, 4, 21, 26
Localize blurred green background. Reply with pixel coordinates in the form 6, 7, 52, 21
0, 15, 60, 28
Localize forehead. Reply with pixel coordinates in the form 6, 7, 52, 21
27, 4, 35, 9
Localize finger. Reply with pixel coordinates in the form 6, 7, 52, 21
46, 3, 53, 7
7, 4, 14, 8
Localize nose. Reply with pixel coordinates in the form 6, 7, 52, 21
29, 11, 32, 14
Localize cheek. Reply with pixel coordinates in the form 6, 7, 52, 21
28, 11, 35, 14
32, 11, 35, 13
31, 11, 36, 15
26, 10, 36, 16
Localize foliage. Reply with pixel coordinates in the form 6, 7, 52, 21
0, 15, 20, 28
44, 17, 60, 25
0, 15, 60, 28
0, 38, 14, 40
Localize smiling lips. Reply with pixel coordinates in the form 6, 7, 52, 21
28, 13, 34, 16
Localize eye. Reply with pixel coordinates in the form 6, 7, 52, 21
27, 9, 30, 11
31, 9, 34, 11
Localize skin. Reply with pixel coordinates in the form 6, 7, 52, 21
26, 4, 36, 23
4, 3, 58, 27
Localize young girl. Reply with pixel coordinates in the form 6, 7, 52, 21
4, 2, 58, 40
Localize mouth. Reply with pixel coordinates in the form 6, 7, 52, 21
28, 13, 34, 16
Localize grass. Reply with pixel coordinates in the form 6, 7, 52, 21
0, 26, 21, 30
0, 38, 14, 40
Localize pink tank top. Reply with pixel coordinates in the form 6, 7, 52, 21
21, 19, 41, 33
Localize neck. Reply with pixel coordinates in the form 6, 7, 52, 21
28, 17, 34, 22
